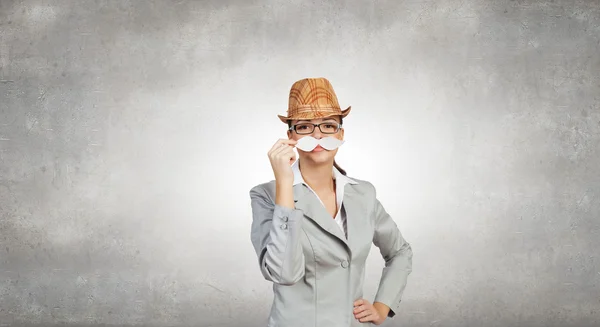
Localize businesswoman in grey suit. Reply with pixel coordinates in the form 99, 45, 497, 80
249, 77, 413, 327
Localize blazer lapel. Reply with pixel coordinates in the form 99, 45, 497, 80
293, 183, 349, 247
341, 183, 368, 257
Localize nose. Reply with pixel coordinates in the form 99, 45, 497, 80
312, 125, 324, 139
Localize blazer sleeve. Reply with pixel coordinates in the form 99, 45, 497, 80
249, 185, 306, 285
369, 182, 413, 318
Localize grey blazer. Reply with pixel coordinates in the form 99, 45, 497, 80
249, 177, 413, 327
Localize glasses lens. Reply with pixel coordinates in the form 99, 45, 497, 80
319, 123, 338, 134
295, 123, 314, 134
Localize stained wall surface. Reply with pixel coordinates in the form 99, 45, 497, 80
1, 0, 599, 326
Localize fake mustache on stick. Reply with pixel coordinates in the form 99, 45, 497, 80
295, 136, 345, 152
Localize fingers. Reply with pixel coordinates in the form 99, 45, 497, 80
353, 304, 367, 314
354, 306, 374, 320
354, 309, 371, 319
288, 156, 297, 165
275, 143, 295, 155
268, 139, 298, 163
269, 143, 297, 161
353, 299, 379, 323
358, 313, 378, 323
271, 138, 297, 147
355, 309, 379, 322
267, 141, 296, 167
272, 145, 295, 159
268, 138, 297, 154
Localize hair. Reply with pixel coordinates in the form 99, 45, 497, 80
287, 116, 347, 176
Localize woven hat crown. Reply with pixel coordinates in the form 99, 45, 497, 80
278, 77, 351, 123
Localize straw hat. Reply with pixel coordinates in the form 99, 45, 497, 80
278, 77, 351, 124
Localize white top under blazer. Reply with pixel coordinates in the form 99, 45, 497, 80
291, 159, 359, 238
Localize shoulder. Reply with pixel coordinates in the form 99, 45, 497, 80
343, 175, 377, 197
249, 180, 277, 201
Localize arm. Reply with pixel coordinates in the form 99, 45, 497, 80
249, 183, 306, 285
370, 183, 413, 318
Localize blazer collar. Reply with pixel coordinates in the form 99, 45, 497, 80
291, 159, 358, 186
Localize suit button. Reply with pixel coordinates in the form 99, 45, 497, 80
281, 223, 288, 230
282, 216, 289, 222
341, 260, 349, 268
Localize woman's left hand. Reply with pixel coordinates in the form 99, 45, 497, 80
353, 299, 387, 325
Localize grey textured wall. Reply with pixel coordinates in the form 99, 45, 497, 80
1, 0, 599, 326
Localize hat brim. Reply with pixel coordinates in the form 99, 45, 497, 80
278, 106, 351, 124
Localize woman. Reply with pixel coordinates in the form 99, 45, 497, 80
249, 77, 413, 327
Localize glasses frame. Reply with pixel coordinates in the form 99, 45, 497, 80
288, 122, 342, 135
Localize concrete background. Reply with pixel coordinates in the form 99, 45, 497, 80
1, 0, 599, 326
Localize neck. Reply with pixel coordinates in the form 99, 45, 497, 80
298, 159, 335, 192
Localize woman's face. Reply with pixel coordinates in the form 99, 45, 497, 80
287, 116, 344, 164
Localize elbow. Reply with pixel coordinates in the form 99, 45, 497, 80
271, 258, 306, 285
274, 272, 305, 286
263, 263, 305, 285
385, 241, 413, 267
260, 253, 306, 285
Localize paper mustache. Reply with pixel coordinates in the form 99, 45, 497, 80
295, 136, 345, 152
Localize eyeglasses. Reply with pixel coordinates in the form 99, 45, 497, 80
289, 122, 342, 135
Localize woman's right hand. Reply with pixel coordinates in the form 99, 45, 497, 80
268, 138, 298, 183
